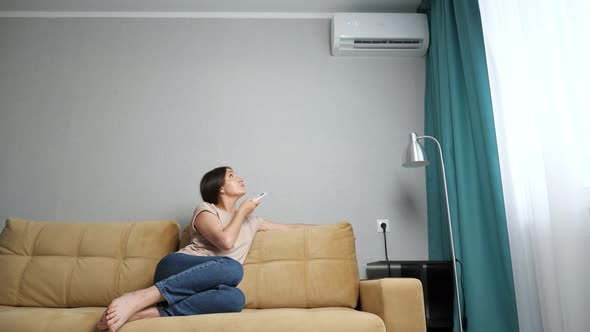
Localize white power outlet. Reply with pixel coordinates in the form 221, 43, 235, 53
376, 220, 390, 233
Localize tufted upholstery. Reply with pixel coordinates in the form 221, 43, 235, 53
180, 221, 360, 309
0, 218, 179, 308
1, 219, 427, 332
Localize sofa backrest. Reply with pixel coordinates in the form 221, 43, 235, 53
180, 221, 360, 309
0, 218, 178, 307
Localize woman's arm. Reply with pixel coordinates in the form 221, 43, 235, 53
258, 220, 315, 231
194, 199, 259, 250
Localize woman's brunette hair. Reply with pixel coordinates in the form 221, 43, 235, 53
200, 166, 231, 204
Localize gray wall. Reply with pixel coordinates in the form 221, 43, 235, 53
0, 17, 428, 277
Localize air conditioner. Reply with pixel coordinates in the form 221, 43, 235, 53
331, 13, 429, 57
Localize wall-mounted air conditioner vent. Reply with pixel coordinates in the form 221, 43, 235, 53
331, 13, 429, 56
342, 38, 425, 50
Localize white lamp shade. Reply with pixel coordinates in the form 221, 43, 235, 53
403, 132, 430, 168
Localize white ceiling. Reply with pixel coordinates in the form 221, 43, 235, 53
0, 0, 421, 14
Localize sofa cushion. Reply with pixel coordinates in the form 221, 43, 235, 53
0, 305, 104, 332
125, 308, 385, 332
0, 306, 385, 332
182, 222, 360, 309
0, 218, 178, 307
241, 222, 360, 309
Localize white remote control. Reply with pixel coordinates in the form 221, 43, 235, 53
254, 192, 268, 201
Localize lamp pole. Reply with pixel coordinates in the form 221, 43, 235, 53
404, 133, 464, 332
423, 135, 463, 332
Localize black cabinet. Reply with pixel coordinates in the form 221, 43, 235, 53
366, 261, 454, 332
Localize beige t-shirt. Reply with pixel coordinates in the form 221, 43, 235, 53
178, 202, 264, 264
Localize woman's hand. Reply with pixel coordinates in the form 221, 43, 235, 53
238, 198, 260, 216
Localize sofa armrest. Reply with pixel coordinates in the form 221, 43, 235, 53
358, 278, 426, 332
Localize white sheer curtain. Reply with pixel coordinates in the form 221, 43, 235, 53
478, 1, 590, 331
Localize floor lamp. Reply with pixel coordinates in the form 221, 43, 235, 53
402, 132, 464, 332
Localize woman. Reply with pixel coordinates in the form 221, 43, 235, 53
97, 166, 310, 332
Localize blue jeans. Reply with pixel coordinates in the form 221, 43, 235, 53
153, 253, 245, 317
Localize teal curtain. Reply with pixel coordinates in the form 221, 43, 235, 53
418, 1, 519, 331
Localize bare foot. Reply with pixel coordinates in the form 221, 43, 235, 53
105, 286, 163, 332
105, 291, 148, 332
99, 306, 159, 331
96, 309, 108, 330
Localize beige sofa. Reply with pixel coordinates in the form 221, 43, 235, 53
0, 218, 426, 332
